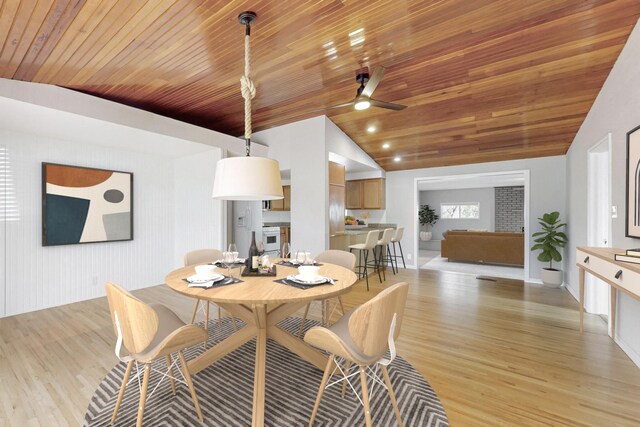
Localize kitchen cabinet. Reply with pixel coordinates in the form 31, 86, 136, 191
328, 161, 346, 235
346, 178, 385, 209
268, 185, 291, 211
345, 181, 362, 209
329, 161, 346, 186
280, 227, 290, 245
283, 185, 291, 211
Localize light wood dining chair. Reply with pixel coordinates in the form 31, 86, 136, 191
297, 250, 356, 337
305, 282, 409, 427
184, 248, 237, 346
105, 282, 207, 427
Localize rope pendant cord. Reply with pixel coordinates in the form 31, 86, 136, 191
240, 28, 256, 156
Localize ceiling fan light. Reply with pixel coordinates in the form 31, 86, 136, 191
354, 99, 371, 110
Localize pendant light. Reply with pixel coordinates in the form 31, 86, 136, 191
212, 11, 284, 201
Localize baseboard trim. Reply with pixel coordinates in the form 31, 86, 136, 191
614, 334, 640, 368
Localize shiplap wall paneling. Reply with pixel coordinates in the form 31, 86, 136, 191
0, 145, 6, 317
2, 131, 175, 316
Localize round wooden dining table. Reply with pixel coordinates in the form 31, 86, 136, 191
165, 261, 358, 427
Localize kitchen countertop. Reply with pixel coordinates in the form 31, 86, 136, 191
330, 224, 396, 238
263, 222, 290, 227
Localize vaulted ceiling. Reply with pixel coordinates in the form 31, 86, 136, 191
1, 0, 639, 171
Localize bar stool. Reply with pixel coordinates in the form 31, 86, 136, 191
376, 228, 396, 280
390, 227, 406, 269
349, 230, 382, 291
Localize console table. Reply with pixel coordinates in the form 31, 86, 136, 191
576, 247, 640, 334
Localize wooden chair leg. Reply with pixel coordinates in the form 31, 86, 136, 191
381, 365, 403, 427
166, 355, 176, 395
111, 360, 133, 424
218, 306, 221, 321
364, 250, 370, 291
204, 302, 210, 348
298, 303, 312, 338
179, 350, 204, 422
309, 355, 335, 426
231, 315, 238, 331
190, 300, 199, 324
342, 359, 351, 398
337, 296, 346, 315
360, 366, 373, 427
135, 363, 151, 427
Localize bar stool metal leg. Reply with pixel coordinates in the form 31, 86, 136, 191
397, 241, 406, 269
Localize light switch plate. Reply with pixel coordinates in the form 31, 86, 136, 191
612, 205, 618, 219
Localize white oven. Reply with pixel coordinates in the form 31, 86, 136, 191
262, 226, 281, 256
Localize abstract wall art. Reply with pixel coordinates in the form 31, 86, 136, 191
42, 163, 133, 246
626, 125, 640, 238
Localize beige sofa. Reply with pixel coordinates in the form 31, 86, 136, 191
441, 231, 524, 266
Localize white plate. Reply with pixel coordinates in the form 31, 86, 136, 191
187, 273, 224, 283
289, 274, 327, 285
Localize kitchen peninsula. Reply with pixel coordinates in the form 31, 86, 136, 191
329, 223, 397, 251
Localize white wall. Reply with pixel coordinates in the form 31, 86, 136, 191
2, 130, 168, 315
325, 118, 383, 173
263, 210, 291, 224
0, 80, 237, 317
253, 117, 327, 255
0, 144, 5, 316
419, 187, 495, 249
173, 150, 225, 268
566, 21, 640, 366
385, 155, 566, 276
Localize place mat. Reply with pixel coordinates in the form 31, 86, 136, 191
182, 276, 243, 288
274, 277, 335, 290
277, 261, 324, 267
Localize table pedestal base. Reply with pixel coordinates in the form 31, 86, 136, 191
187, 301, 328, 427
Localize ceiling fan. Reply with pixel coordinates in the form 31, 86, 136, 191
326, 66, 407, 111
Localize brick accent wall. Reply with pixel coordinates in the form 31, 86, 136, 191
495, 186, 524, 232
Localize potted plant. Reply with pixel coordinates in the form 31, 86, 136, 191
531, 211, 568, 287
419, 204, 439, 241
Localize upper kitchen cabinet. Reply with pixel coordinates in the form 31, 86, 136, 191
346, 180, 362, 209
268, 185, 291, 211
346, 178, 385, 210
329, 161, 346, 186
283, 185, 291, 211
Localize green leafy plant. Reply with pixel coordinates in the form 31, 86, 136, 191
419, 205, 439, 230
531, 211, 568, 270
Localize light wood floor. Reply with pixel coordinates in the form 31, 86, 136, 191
1, 268, 640, 426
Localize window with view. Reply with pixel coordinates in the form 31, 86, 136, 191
440, 203, 480, 219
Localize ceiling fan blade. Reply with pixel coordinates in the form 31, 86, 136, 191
309, 100, 355, 114
370, 98, 407, 110
361, 66, 385, 98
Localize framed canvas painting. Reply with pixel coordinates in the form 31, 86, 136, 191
42, 163, 133, 246
627, 125, 640, 238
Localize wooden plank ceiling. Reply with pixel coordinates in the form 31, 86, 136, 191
1, 0, 639, 171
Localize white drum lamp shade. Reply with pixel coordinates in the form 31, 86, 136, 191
212, 156, 284, 200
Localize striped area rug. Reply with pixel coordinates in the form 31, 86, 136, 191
85, 317, 449, 426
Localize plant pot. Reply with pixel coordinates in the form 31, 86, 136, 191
419, 231, 432, 241
540, 268, 563, 287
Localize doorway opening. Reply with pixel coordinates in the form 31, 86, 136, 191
586, 133, 612, 334
413, 170, 530, 281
